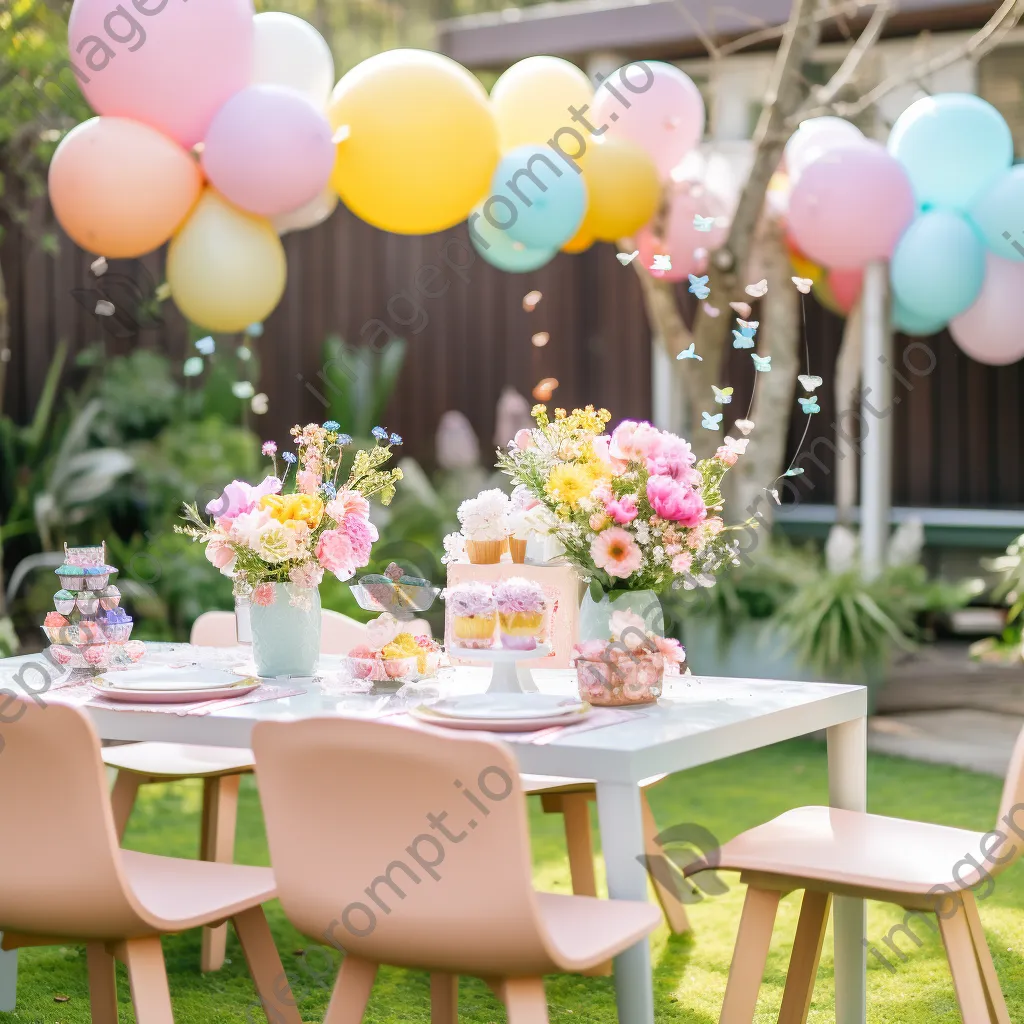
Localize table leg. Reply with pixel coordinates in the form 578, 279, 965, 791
0, 936, 17, 1012
595, 781, 654, 1024
827, 716, 868, 1024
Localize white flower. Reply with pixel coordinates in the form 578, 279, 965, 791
653, 545, 666, 564
457, 488, 511, 541
229, 508, 273, 549
635, 522, 651, 545
888, 518, 924, 567
609, 609, 648, 646
441, 532, 467, 565
522, 504, 559, 536
825, 525, 858, 574
256, 522, 296, 564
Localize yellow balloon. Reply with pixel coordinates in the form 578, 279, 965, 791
167, 190, 286, 332
328, 50, 499, 235
562, 226, 594, 253
579, 138, 660, 241
490, 55, 594, 152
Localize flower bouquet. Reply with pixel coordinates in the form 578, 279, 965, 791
177, 422, 403, 676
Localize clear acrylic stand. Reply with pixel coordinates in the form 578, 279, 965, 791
448, 643, 551, 694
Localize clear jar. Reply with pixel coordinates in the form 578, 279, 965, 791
575, 649, 664, 707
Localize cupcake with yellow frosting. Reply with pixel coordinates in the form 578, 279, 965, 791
494, 577, 546, 650
444, 582, 497, 648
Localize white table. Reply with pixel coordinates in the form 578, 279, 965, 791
0, 650, 868, 1024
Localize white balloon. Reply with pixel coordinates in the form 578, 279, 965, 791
272, 187, 339, 234
785, 116, 864, 183
252, 12, 335, 109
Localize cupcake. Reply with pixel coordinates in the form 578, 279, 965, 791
494, 577, 547, 650
381, 632, 443, 677
99, 585, 121, 610
444, 582, 497, 648
78, 619, 105, 644
76, 592, 99, 615
54, 590, 77, 614
103, 607, 133, 642
85, 571, 110, 591
44, 611, 69, 628
457, 489, 511, 564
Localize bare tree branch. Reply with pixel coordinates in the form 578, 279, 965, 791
716, 0, 874, 57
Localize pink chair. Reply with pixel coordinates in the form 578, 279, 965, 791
252, 717, 661, 1023
0, 698, 300, 1024
683, 726, 1024, 1024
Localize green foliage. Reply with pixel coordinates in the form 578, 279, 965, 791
320, 334, 406, 441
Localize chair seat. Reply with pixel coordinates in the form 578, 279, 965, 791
103, 743, 255, 779
535, 892, 662, 972
690, 805, 990, 896
121, 850, 276, 932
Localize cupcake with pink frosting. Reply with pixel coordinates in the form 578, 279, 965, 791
494, 577, 547, 650
444, 581, 497, 648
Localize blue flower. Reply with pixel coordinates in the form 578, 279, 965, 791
281, 452, 297, 464
371, 426, 388, 441
389, 432, 403, 445
323, 420, 340, 431
338, 433, 353, 446
195, 336, 215, 355
321, 481, 337, 499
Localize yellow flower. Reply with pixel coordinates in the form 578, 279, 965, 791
546, 463, 596, 507
259, 492, 324, 529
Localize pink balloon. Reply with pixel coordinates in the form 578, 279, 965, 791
828, 267, 863, 313
591, 62, 705, 179
201, 86, 335, 218
68, 0, 253, 149
950, 254, 1024, 365
636, 183, 727, 282
787, 141, 915, 269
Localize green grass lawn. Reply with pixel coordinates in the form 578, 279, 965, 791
5, 739, 1024, 1023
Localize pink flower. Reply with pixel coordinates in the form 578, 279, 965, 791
253, 583, 276, 607
647, 434, 699, 484
204, 536, 236, 574
671, 551, 693, 574
513, 428, 535, 450
316, 529, 356, 579
653, 635, 686, 666
590, 527, 643, 579
589, 512, 609, 531
289, 561, 325, 589
296, 469, 322, 495
715, 447, 739, 468
206, 475, 281, 520
326, 489, 371, 526
704, 516, 725, 536
606, 494, 639, 524
344, 515, 378, 569
716, 436, 749, 467
646, 475, 707, 527
262, 441, 277, 457
573, 639, 610, 661
590, 480, 614, 505
592, 435, 628, 473
609, 421, 663, 463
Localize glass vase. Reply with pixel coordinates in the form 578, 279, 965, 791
249, 584, 321, 677
578, 588, 665, 642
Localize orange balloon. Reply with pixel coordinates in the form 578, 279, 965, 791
49, 117, 202, 258
562, 227, 594, 253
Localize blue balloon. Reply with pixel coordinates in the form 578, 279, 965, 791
890, 210, 985, 323
468, 202, 556, 273
888, 94, 1012, 211
486, 144, 587, 250
892, 297, 946, 337
970, 165, 1024, 262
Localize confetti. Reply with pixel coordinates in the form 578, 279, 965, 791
751, 353, 772, 372
769, 488, 781, 505
677, 343, 702, 362
90, 256, 108, 277
183, 356, 203, 377
532, 377, 559, 401
721, 436, 749, 457
712, 385, 733, 405
94, 299, 115, 316
701, 411, 723, 431
693, 214, 715, 232
737, 319, 759, 330
651, 254, 672, 272
732, 330, 755, 349
522, 290, 543, 312
792, 276, 814, 294
798, 396, 820, 414
237, 346, 252, 361
616, 250, 639, 266
688, 274, 710, 300
54, 994, 70, 1003
702, 303, 720, 317
734, 419, 755, 435
195, 336, 215, 355
231, 380, 255, 399
251, 392, 269, 415
798, 374, 823, 391
730, 301, 752, 319
531, 332, 550, 347
154, 282, 171, 302
784, 468, 805, 477
746, 279, 768, 298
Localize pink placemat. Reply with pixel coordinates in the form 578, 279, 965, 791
45, 681, 305, 716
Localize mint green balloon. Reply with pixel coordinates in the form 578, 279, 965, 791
469, 201, 556, 273
970, 165, 1024, 261
892, 297, 945, 337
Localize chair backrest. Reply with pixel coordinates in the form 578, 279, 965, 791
0, 697, 148, 939
252, 718, 552, 975
319, 609, 369, 655
190, 610, 237, 647
995, 723, 1024, 870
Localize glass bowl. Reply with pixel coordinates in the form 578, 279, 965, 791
574, 651, 664, 707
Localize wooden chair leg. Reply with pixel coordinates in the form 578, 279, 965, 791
489, 977, 549, 1024
778, 890, 831, 1024
961, 892, 1011, 1024
110, 771, 147, 842
937, 894, 991, 1024
641, 789, 690, 935
720, 886, 781, 1024
430, 973, 458, 1024
559, 793, 598, 899
119, 936, 174, 1024
199, 773, 242, 972
324, 956, 378, 1024
232, 906, 302, 1024
86, 941, 118, 1024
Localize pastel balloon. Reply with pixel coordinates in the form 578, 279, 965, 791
272, 188, 338, 235
68, 0, 254, 148
785, 116, 863, 183
828, 267, 863, 314
468, 202, 556, 272
591, 61, 704, 179
890, 210, 985, 323
892, 298, 946, 337
787, 141, 915, 269
252, 12, 334, 108
167, 190, 286, 332
969, 165, 1024, 261
636, 181, 727, 281
562, 226, 594, 254
488, 145, 587, 249
579, 138, 660, 241
202, 85, 335, 218
888, 94, 1012, 210
328, 49, 499, 235
950, 254, 1024, 365
48, 116, 201, 258
786, 237, 824, 285
812, 274, 845, 318
490, 56, 593, 152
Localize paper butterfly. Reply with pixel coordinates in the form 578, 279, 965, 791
784, 467, 805, 478
730, 301, 752, 318
737, 319, 759, 331
616, 250, 639, 265
94, 300, 115, 317
798, 375, 823, 392
677, 343, 703, 362
688, 274, 710, 300
732, 330, 755, 349
195, 336, 216, 355
751, 353, 772, 372
734, 419, 755, 436
250, 392, 269, 415
90, 256, 108, 277
769, 488, 781, 505
746, 279, 768, 298
792, 276, 813, 294
798, 396, 821, 414
231, 381, 255, 399
651, 254, 672, 271
701, 411, 723, 431
721, 436, 749, 457
712, 385, 734, 405
703, 302, 720, 317
693, 214, 715, 232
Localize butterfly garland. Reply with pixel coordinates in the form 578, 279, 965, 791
688, 274, 710, 300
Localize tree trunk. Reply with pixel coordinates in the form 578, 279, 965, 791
833, 301, 863, 525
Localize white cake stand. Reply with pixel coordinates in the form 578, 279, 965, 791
448, 643, 551, 694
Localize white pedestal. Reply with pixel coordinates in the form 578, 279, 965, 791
448, 644, 551, 694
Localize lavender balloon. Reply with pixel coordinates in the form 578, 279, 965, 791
950, 254, 1024, 365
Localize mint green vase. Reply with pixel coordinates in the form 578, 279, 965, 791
250, 584, 321, 677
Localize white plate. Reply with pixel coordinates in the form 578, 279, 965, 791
410, 703, 589, 732
92, 678, 260, 704
98, 666, 248, 691
426, 694, 585, 721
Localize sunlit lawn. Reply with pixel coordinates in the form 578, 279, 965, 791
5, 739, 1024, 1022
